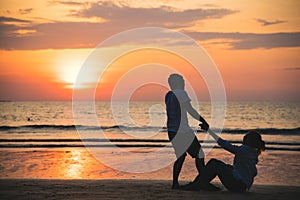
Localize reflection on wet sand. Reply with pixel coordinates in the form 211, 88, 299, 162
63, 150, 84, 178
0, 148, 300, 186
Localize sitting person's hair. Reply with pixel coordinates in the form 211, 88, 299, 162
243, 130, 265, 155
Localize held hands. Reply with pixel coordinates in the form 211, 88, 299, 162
199, 118, 219, 141
199, 120, 209, 131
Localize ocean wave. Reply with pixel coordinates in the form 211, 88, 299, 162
0, 125, 123, 131
0, 143, 298, 151
0, 124, 164, 133
0, 138, 299, 151
0, 138, 299, 146
0, 125, 299, 135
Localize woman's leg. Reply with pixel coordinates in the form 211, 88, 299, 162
186, 136, 205, 175
195, 157, 205, 175
198, 158, 246, 192
194, 158, 227, 183
172, 154, 186, 188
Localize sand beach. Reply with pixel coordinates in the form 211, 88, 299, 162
0, 148, 299, 199
1, 179, 299, 200
0, 102, 299, 199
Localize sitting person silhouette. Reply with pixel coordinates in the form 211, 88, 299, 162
182, 123, 265, 192
165, 73, 209, 189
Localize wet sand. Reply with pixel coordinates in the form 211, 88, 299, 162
0, 179, 299, 200
1, 149, 299, 199
1, 149, 300, 186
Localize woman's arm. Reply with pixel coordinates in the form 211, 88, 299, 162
207, 128, 220, 141
206, 128, 240, 154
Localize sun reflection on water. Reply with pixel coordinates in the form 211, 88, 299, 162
64, 150, 84, 178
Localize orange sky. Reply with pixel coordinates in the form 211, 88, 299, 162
0, 0, 299, 101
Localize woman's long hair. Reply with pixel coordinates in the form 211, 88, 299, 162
243, 130, 265, 155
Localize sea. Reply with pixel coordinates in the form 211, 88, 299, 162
0, 101, 299, 185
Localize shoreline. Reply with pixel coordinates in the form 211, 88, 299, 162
1, 149, 300, 186
1, 179, 299, 200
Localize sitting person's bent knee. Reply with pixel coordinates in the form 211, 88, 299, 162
207, 158, 221, 165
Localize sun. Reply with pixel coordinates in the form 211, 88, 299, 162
54, 49, 92, 89
58, 59, 83, 89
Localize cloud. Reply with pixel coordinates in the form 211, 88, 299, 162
0, 22, 101, 50
47, 0, 85, 6
73, 1, 237, 27
0, 2, 298, 50
0, 2, 238, 50
1, 21, 299, 50
184, 31, 300, 49
19, 8, 34, 15
255, 18, 287, 26
201, 4, 220, 8
0, 16, 31, 23
283, 67, 300, 71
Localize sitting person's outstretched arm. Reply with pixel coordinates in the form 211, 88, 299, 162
202, 125, 240, 154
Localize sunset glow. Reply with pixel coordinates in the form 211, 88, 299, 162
55, 50, 90, 89
0, 0, 299, 101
